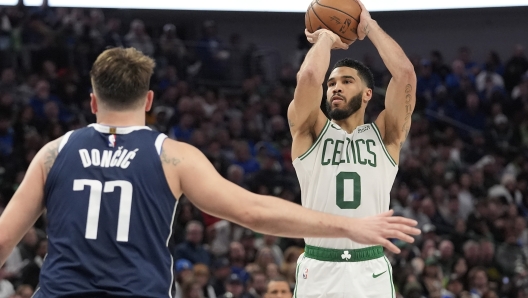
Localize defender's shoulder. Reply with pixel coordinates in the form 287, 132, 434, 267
41, 135, 69, 175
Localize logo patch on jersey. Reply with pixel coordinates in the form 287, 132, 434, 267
357, 126, 371, 133
372, 270, 387, 278
341, 250, 351, 261
108, 135, 116, 148
302, 268, 308, 279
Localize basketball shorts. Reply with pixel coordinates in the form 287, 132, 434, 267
293, 245, 395, 298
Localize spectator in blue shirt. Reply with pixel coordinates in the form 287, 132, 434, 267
418, 59, 443, 101
29, 79, 69, 122
446, 60, 475, 94
456, 92, 487, 140
174, 221, 211, 266
232, 141, 260, 175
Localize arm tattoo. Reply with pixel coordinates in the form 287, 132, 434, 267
288, 118, 295, 128
44, 143, 59, 174
400, 84, 413, 148
161, 149, 182, 166
362, 23, 370, 37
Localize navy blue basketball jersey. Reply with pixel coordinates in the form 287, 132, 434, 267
35, 124, 178, 298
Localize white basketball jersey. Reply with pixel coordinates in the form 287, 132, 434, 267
293, 119, 398, 250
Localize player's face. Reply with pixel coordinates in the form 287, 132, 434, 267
265, 281, 292, 298
326, 67, 365, 120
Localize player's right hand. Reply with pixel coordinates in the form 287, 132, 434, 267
305, 29, 349, 50
349, 210, 421, 254
354, 0, 373, 40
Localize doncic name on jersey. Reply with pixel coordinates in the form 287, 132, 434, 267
78, 135, 139, 169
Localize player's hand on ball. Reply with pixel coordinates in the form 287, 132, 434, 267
351, 210, 421, 254
354, 0, 372, 40
304, 29, 349, 50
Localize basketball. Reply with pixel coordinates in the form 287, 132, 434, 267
305, 0, 362, 45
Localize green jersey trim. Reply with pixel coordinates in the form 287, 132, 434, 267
370, 123, 397, 167
299, 119, 331, 161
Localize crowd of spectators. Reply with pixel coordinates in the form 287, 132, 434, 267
0, 3, 527, 298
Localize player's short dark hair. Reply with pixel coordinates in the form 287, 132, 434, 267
90, 47, 155, 110
266, 276, 290, 291
332, 58, 374, 90
268, 276, 288, 283
249, 270, 267, 283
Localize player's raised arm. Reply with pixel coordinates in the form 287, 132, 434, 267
356, 0, 417, 164
288, 29, 347, 160
164, 139, 420, 254
0, 138, 61, 265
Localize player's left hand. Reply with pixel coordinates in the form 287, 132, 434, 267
305, 29, 349, 50
350, 210, 421, 254
354, 0, 372, 40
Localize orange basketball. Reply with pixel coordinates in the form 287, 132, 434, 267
305, 0, 362, 45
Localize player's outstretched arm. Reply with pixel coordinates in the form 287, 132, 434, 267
356, 0, 417, 163
167, 140, 420, 253
0, 138, 61, 266
288, 29, 347, 160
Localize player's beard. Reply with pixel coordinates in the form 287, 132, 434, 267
326, 91, 363, 121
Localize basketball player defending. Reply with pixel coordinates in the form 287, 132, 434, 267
289, 1, 416, 297
0, 47, 418, 297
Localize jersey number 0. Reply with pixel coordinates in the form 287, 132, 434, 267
73, 179, 133, 242
336, 172, 361, 209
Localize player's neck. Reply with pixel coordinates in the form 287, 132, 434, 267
332, 112, 364, 134
95, 111, 146, 127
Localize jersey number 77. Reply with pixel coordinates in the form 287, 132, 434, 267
73, 179, 133, 242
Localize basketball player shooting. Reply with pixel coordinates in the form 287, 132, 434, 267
0, 47, 418, 297
288, 1, 416, 297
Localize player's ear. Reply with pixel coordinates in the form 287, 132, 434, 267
363, 88, 373, 103
90, 93, 98, 114
145, 90, 154, 112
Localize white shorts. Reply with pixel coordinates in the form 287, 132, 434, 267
293, 246, 395, 298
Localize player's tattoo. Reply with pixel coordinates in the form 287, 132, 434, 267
44, 142, 59, 174
161, 149, 182, 166
400, 84, 413, 147
288, 118, 295, 128
362, 23, 370, 37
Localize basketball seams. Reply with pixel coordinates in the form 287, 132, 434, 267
306, 4, 314, 32
308, 4, 327, 33
309, 1, 322, 33
315, 0, 360, 23
310, 4, 354, 42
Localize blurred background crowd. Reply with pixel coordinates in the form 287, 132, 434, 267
0, 3, 527, 298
